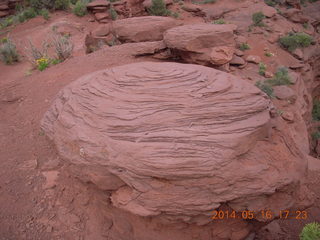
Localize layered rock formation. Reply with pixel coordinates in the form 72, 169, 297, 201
163, 24, 237, 66
41, 62, 309, 239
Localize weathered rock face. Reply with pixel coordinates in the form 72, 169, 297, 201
163, 24, 236, 65
112, 16, 180, 43
42, 62, 308, 233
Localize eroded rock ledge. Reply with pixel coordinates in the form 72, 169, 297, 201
41, 62, 309, 238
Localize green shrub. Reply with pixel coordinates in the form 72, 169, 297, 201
259, 62, 267, 76
300, 222, 320, 240
54, 0, 70, 10
0, 38, 19, 64
312, 100, 320, 121
30, 0, 55, 10
312, 131, 320, 140
171, 11, 179, 18
255, 81, 274, 98
213, 19, 226, 24
24, 7, 38, 19
279, 32, 313, 52
252, 12, 265, 27
39, 8, 50, 20
266, 67, 292, 86
239, 43, 250, 51
36, 57, 50, 71
148, 0, 169, 16
109, 7, 117, 20
73, 0, 87, 16
70, 0, 78, 4
265, 0, 276, 6
192, 0, 216, 4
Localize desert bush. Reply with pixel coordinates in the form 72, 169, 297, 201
25, 39, 49, 65
265, 0, 277, 6
30, 0, 55, 10
266, 67, 292, 86
255, 81, 274, 98
213, 19, 226, 24
312, 100, 320, 121
300, 222, 320, 240
312, 131, 320, 140
148, 0, 169, 16
252, 12, 265, 26
0, 38, 19, 64
51, 34, 73, 60
279, 32, 313, 52
73, 0, 87, 16
192, 0, 216, 4
239, 43, 250, 51
259, 62, 267, 76
54, 0, 70, 10
109, 7, 117, 20
39, 8, 50, 20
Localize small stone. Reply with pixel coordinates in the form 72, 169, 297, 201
230, 55, 245, 65
235, 36, 247, 45
262, 6, 277, 18
94, 12, 109, 21
264, 71, 274, 78
234, 49, 244, 56
281, 111, 294, 122
273, 86, 297, 103
246, 55, 261, 64
292, 48, 303, 60
92, 24, 111, 37
268, 34, 279, 44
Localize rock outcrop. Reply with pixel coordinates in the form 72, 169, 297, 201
42, 62, 308, 238
112, 16, 180, 43
163, 24, 236, 65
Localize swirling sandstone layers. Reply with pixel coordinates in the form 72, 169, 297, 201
41, 62, 307, 226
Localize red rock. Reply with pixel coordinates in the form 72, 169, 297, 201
41, 62, 307, 229
283, 8, 309, 23
281, 111, 294, 122
264, 71, 274, 78
246, 55, 261, 64
230, 55, 245, 65
92, 24, 111, 37
164, 24, 236, 65
87, 0, 110, 9
0, 10, 9, 18
113, 16, 179, 43
94, 12, 109, 21
235, 49, 244, 56
131, 41, 167, 56
273, 86, 297, 102
262, 5, 277, 18
0, 4, 9, 10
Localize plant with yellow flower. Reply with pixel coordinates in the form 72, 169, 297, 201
36, 57, 49, 71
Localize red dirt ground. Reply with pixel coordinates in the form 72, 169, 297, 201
0, 9, 319, 240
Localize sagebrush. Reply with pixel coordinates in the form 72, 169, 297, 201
0, 38, 19, 64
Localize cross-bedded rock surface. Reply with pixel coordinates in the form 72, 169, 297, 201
42, 62, 307, 226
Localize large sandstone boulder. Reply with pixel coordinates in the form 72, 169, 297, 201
163, 24, 236, 65
112, 16, 180, 43
42, 62, 308, 230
